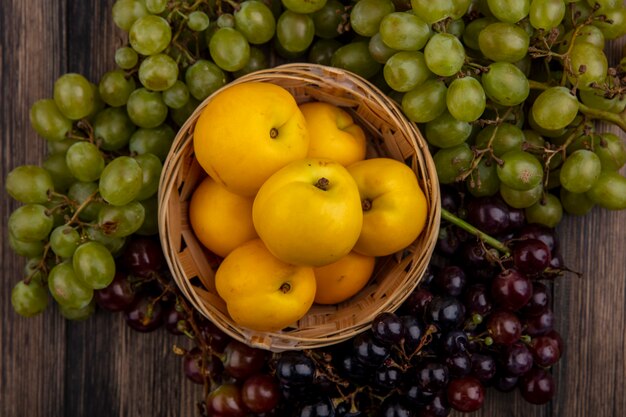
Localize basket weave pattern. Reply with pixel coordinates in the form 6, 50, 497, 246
158, 63, 441, 351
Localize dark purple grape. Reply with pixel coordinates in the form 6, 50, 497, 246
124, 295, 164, 332
297, 396, 335, 417
545, 330, 564, 354
459, 239, 490, 268
493, 373, 519, 392
530, 336, 561, 367
435, 266, 466, 297
513, 239, 552, 275
508, 207, 526, 230
371, 312, 404, 345
522, 282, 550, 316
525, 308, 555, 336
405, 384, 436, 407
242, 374, 280, 413
446, 352, 472, 377
470, 353, 497, 383
418, 393, 449, 417
197, 318, 231, 353
503, 343, 534, 376
416, 361, 449, 393
519, 368, 555, 405
464, 284, 493, 316
447, 377, 485, 412
400, 288, 433, 318
401, 315, 424, 353
353, 332, 390, 368
379, 395, 414, 417
548, 252, 564, 269
442, 330, 469, 354
94, 272, 135, 312
441, 186, 461, 213
467, 196, 510, 235
206, 383, 249, 417
120, 236, 165, 277
519, 224, 558, 254
487, 311, 522, 345
224, 340, 268, 381
419, 265, 438, 288
491, 268, 533, 311
183, 347, 223, 385
375, 364, 404, 391
165, 305, 186, 335
339, 354, 369, 383
436, 226, 461, 256
427, 296, 466, 330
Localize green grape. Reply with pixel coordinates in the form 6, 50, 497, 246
282, 0, 327, 13
276, 10, 315, 54
138, 54, 179, 91
99, 156, 143, 206
29, 99, 72, 142
53, 73, 95, 120
579, 86, 626, 114
112, 0, 149, 31
586, 171, 626, 210
523, 129, 545, 149
68, 181, 104, 221
451, 0, 472, 19
425, 111, 472, 148
84, 227, 126, 255
497, 150, 543, 191
559, 149, 601, 193
45, 198, 69, 229
136, 196, 159, 235
478, 22, 530, 63
23, 259, 46, 285
466, 158, 500, 197
487, 0, 529, 23
560, 25, 605, 53
525, 193, 563, 227
133, 153, 162, 201
500, 182, 543, 208
410, 0, 454, 23
171, 97, 201, 127
463, 17, 494, 51
9, 204, 53, 242
98, 70, 136, 107
233, 46, 268, 77
350, 0, 395, 37
145, 0, 168, 14
369, 33, 399, 64
402, 79, 447, 123
433, 143, 474, 184
129, 15, 172, 55
424, 33, 465, 77
310, 0, 344, 39
98, 201, 146, 238
11, 281, 49, 317
446, 77, 486, 122
482, 62, 529, 106
6, 165, 54, 204
475, 123, 525, 156
568, 43, 608, 90
115, 46, 139, 69
384, 51, 432, 93
447, 18, 466, 38
592, 7, 626, 40
185, 60, 227, 101
560, 188, 595, 215
594, 133, 626, 171
529, 0, 565, 30
235, 1, 276, 44
330, 41, 382, 79
585, 0, 620, 9
209, 27, 251, 72
50, 225, 81, 258
65, 141, 105, 182
379, 12, 430, 51
188, 11, 210, 32
94, 107, 137, 151
531, 86, 579, 131
48, 262, 93, 309
162, 80, 190, 110
308, 39, 342, 66
87, 82, 106, 121
47, 138, 79, 155
9, 233, 45, 258
216, 13, 236, 29
60, 300, 96, 321
73, 241, 116, 289
527, 109, 567, 138
126, 88, 168, 128
129, 124, 176, 161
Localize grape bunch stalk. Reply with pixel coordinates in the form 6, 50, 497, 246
3, 0, 626, 415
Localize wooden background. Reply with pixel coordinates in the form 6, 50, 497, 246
0, 1, 624, 416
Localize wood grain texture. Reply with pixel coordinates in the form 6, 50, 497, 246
0, 1, 624, 417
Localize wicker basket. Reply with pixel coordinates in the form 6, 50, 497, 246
158, 63, 441, 352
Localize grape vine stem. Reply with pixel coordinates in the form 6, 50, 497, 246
440, 208, 510, 256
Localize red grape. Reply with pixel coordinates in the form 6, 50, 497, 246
241, 374, 280, 413
487, 310, 522, 345
519, 368, 555, 405
447, 377, 485, 412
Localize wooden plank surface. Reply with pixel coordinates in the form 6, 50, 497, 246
0, 1, 624, 417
